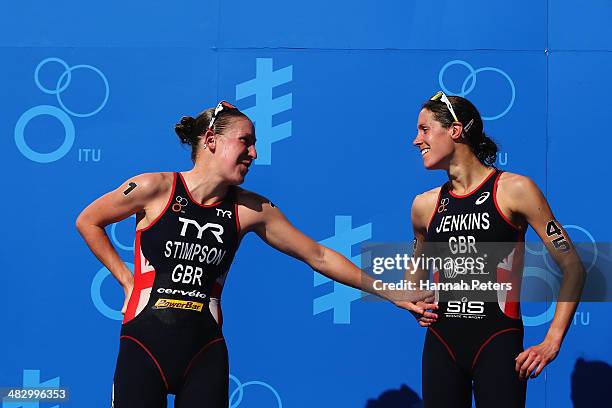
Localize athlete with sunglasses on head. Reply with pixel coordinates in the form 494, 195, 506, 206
405, 92, 585, 407
76, 101, 428, 407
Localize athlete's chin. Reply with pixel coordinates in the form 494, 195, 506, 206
422, 157, 441, 170
225, 168, 248, 185
233, 173, 247, 185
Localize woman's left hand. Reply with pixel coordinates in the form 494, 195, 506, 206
515, 339, 560, 380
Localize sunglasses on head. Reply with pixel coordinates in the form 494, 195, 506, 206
430, 91, 474, 134
208, 100, 238, 130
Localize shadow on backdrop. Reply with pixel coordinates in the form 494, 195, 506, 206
571, 358, 612, 407
365, 384, 422, 408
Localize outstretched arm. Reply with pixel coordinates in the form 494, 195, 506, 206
240, 194, 430, 306
505, 175, 586, 379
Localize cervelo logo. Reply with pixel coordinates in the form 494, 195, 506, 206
178, 217, 224, 243
157, 287, 207, 299
216, 209, 232, 219
475, 191, 490, 205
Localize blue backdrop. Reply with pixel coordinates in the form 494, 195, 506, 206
2, 1, 610, 407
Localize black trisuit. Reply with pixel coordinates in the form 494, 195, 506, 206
112, 172, 240, 408
423, 168, 526, 407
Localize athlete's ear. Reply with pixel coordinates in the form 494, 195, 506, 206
202, 129, 216, 152
450, 122, 464, 141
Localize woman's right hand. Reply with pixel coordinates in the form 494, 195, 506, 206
404, 300, 438, 327
121, 277, 134, 315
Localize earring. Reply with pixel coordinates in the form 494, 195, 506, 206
202, 144, 207, 149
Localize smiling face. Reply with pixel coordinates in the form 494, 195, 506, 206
211, 116, 257, 184
413, 108, 457, 170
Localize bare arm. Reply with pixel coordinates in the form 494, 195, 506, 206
502, 174, 586, 379
76, 173, 168, 312
403, 192, 439, 322
409, 194, 434, 286
238, 192, 429, 306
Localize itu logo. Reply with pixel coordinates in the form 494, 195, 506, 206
91, 215, 135, 321
229, 374, 282, 408
3, 370, 61, 408
313, 216, 372, 324
14, 57, 109, 163
236, 58, 293, 165
438, 60, 515, 121
522, 224, 597, 327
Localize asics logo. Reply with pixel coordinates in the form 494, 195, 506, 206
475, 192, 490, 205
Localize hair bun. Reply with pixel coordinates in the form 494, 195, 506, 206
175, 116, 197, 145
476, 133, 498, 166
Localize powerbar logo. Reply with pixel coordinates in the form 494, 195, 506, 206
153, 298, 204, 312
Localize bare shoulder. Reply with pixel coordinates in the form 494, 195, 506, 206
124, 171, 174, 199
234, 186, 272, 210
234, 187, 278, 233
412, 186, 441, 216
131, 171, 172, 188
496, 171, 553, 227
412, 186, 442, 231
497, 171, 541, 199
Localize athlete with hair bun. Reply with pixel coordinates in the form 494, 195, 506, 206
76, 101, 427, 408
406, 92, 585, 407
